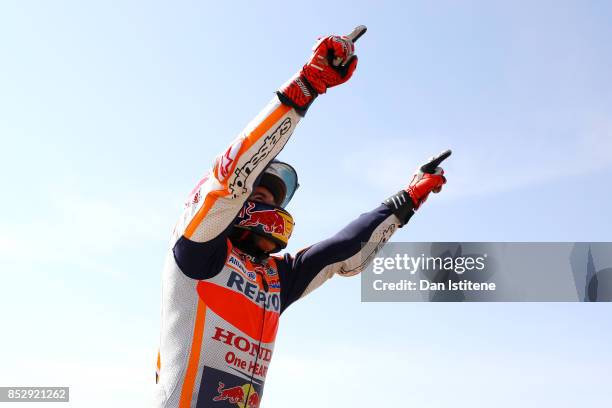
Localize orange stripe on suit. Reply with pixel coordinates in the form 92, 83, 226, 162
183, 103, 291, 240
178, 298, 207, 408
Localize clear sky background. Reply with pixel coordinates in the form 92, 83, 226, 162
1, 0, 611, 407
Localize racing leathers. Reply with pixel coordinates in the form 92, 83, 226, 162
153, 29, 438, 407
154, 94, 412, 407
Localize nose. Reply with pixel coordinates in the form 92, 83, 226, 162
250, 187, 276, 205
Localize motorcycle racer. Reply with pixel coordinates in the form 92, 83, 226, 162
155, 28, 450, 408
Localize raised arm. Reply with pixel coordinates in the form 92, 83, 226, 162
175, 100, 301, 245
277, 151, 452, 311
172, 33, 361, 279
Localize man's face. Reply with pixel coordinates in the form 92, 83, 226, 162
250, 185, 276, 205
248, 185, 278, 253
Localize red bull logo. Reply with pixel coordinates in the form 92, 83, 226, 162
237, 202, 294, 242
240, 209, 286, 234
213, 382, 260, 407
246, 392, 259, 408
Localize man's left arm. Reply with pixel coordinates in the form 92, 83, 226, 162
276, 150, 451, 312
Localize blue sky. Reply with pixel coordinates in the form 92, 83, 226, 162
1, 1, 611, 406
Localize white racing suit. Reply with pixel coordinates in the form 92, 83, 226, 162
155, 97, 405, 407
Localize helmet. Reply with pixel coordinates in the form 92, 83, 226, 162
230, 160, 299, 256
256, 160, 299, 208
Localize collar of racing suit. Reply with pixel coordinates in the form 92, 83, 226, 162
228, 230, 271, 262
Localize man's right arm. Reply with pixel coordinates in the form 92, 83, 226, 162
171, 98, 302, 278
172, 33, 361, 280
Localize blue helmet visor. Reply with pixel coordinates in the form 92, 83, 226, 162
259, 160, 299, 208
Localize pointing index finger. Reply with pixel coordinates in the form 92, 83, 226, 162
345, 25, 367, 43
420, 149, 452, 174
334, 25, 367, 67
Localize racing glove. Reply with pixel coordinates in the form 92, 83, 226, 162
384, 150, 452, 225
277, 33, 360, 114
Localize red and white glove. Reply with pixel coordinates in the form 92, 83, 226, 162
384, 150, 451, 226
407, 150, 451, 209
277, 28, 363, 114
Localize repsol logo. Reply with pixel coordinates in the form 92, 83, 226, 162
228, 117, 292, 198
227, 271, 280, 312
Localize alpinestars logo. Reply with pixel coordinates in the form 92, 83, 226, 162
338, 223, 397, 276
228, 117, 292, 198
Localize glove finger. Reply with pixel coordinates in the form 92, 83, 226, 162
345, 25, 367, 43
341, 36, 355, 56
331, 36, 351, 59
337, 55, 358, 81
327, 36, 354, 66
421, 149, 452, 174
312, 36, 328, 53
431, 166, 444, 176
432, 174, 447, 194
